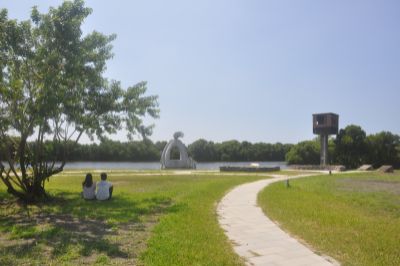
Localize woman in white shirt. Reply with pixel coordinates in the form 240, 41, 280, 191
82, 173, 96, 200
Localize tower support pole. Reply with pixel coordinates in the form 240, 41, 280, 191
320, 134, 328, 166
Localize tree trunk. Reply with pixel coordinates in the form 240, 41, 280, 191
2, 177, 49, 203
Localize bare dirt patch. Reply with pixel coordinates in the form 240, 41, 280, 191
337, 178, 400, 195
0, 198, 172, 265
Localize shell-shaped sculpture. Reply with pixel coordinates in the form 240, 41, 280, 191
173, 131, 184, 140
161, 132, 196, 169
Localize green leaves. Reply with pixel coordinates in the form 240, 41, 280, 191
1, 0, 158, 142
0, 0, 159, 202
365, 132, 400, 168
334, 125, 368, 169
286, 140, 320, 165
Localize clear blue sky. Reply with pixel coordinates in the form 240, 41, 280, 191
3, 1, 400, 144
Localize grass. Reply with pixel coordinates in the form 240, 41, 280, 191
0, 170, 270, 265
258, 171, 400, 266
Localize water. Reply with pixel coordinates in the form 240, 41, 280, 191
63, 161, 288, 170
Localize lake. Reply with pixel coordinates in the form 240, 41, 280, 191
63, 161, 288, 170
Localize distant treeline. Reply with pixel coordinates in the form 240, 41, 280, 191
53, 139, 165, 162
188, 139, 292, 162
4, 124, 397, 169
286, 125, 400, 169
29, 139, 293, 162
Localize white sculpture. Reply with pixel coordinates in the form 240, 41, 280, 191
161, 132, 196, 169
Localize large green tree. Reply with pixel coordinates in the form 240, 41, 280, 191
188, 139, 218, 162
285, 140, 320, 165
366, 131, 400, 168
334, 125, 367, 169
0, 1, 158, 202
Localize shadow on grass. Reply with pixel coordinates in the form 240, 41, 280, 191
0, 192, 179, 262
50, 191, 175, 222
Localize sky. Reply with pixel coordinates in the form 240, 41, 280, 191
2, 0, 400, 144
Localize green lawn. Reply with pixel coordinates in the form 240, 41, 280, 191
0, 170, 269, 265
258, 171, 400, 266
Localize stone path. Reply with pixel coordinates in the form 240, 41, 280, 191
217, 174, 339, 266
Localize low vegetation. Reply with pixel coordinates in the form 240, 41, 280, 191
258, 171, 400, 266
286, 125, 400, 169
0, 171, 267, 265
7, 138, 293, 163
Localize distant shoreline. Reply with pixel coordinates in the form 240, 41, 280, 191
62, 161, 288, 170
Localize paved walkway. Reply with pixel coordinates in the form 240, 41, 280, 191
217, 174, 339, 266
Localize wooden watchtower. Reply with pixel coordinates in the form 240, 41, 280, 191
312, 113, 339, 166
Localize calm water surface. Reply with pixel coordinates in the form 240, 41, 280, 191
63, 161, 288, 170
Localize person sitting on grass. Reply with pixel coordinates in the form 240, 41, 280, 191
82, 173, 96, 200
96, 172, 113, 201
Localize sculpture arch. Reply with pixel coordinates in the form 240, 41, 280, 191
161, 132, 196, 169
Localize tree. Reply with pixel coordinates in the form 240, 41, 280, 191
334, 125, 367, 169
188, 139, 218, 162
285, 140, 320, 165
154, 141, 167, 155
366, 131, 400, 168
0, 1, 159, 202
239, 141, 253, 161
216, 140, 241, 161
